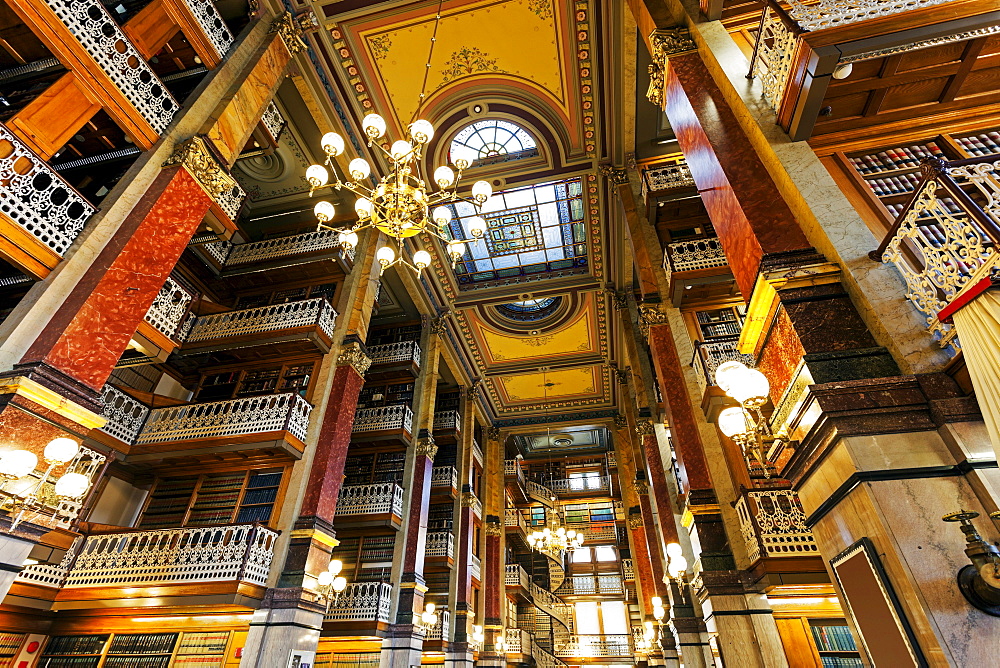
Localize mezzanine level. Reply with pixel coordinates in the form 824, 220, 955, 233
334, 482, 405, 528
366, 341, 421, 376
351, 404, 414, 444
554, 634, 633, 660
324, 581, 393, 632
197, 227, 353, 279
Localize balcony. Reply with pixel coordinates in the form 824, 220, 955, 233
472, 439, 483, 464
335, 482, 404, 527
873, 156, 1000, 353
0, 124, 95, 277
640, 160, 695, 205
54, 524, 277, 603
433, 409, 461, 433
662, 236, 731, 304
132, 393, 312, 458
548, 475, 611, 496
96, 385, 150, 448
465, 492, 483, 518
692, 336, 757, 392
431, 465, 458, 497
352, 404, 413, 443
505, 508, 529, 541
367, 341, 421, 376
505, 563, 530, 590
555, 635, 633, 659
199, 228, 352, 276
471, 554, 481, 581
424, 609, 450, 642
135, 275, 196, 355
560, 574, 624, 597
180, 298, 336, 357
426, 532, 454, 561
324, 581, 393, 626
505, 458, 528, 503
735, 489, 820, 565
567, 522, 618, 543
621, 558, 635, 581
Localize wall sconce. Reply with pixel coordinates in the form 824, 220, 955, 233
943, 510, 1000, 615
0, 438, 92, 530
635, 620, 659, 656
666, 542, 688, 582
317, 559, 348, 610
651, 596, 667, 624
415, 602, 440, 632
494, 628, 506, 654
714, 361, 782, 477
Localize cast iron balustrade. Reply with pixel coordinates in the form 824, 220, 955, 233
641, 161, 695, 201
505, 458, 526, 484
504, 628, 528, 654
143, 275, 196, 341
180, 0, 233, 57
505, 563, 530, 589
202, 228, 346, 268
98, 385, 150, 444
473, 439, 483, 463
621, 558, 635, 581
324, 581, 393, 623
261, 101, 286, 141
368, 341, 421, 367
426, 531, 454, 559
529, 633, 568, 668
525, 480, 557, 505
555, 635, 633, 659
433, 409, 461, 432
562, 574, 624, 596
352, 404, 413, 435
735, 488, 819, 564
43, 0, 179, 133
471, 554, 481, 580
0, 124, 95, 257
567, 522, 617, 542
64, 523, 278, 588
548, 475, 610, 495
135, 393, 312, 445
467, 493, 483, 518
692, 337, 756, 390
431, 465, 458, 491
505, 508, 529, 535
215, 180, 248, 223
606, 451, 617, 468
16, 537, 81, 588
873, 156, 1000, 350
335, 482, 404, 518
662, 236, 728, 283
424, 609, 450, 640
184, 297, 336, 343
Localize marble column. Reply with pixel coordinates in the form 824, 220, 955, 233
614, 414, 657, 614
479, 426, 505, 668
447, 387, 477, 668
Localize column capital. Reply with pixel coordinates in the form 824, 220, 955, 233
415, 435, 438, 460
614, 414, 629, 429
269, 12, 308, 54
635, 420, 655, 436
429, 313, 449, 335
600, 164, 630, 185
628, 513, 645, 529
486, 425, 501, 441
484, 518, 503, 536
639, 303, 670, 339
461, 491, 479, 508
647, 27, 696, 107
336, 341, 372, 377
163, 136, 236, 199
633, 478, 650, 496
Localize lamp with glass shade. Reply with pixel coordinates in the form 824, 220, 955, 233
317, 558, 349, 610
714, 361, 781, 477
0, 437, 95, 530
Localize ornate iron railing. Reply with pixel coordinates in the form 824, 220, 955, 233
136, 393, 312, 445
203, 228, 344, 268
261, 101, 287, 142
735, 488, 819, 563
506, 563, 530, 588
425, 609, 450, 641
567, 522, 617, 542
555, 635, 632, 658
472, 439, 483, 463
0, 124, 95, 256
335, 482, 404, 518
352, 404, 413, 434
324, 581, 393, 623
65, 524, 278, 588
692, 337, 756, 389
98, 384, 150, 444
426, 532, 454, 559
144, 275, 196, 341
471, 554, 481, 580
641, 161, 694, 200
505, 508, 529, 535
548, 476, 611, 495
874, 157, 1000, 350
663, 236, 729, 284
185, 297, 336, 343
504, 628, 529, 654
621, 558, 635, 581
749, 5, 799, 112
505, 458, 525, 481
215, 180, 247, 222
530, 632, 568, 668
43, 0, 178, 133
180, 0, 233, 57
368, 341, 421, 366
783, 0, 962, 30
526, 480, 557, 505
562, 574, 624, 595
431, 466, 457, 490
16, 536, 81, 588
606, 451, 617, 468
434, 409, 461, 432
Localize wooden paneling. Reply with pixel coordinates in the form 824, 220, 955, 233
7, 71, 101, 160
123, 0, 181, 60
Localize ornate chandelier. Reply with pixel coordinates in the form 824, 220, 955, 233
306, 117, 491, 277
526, 509, 584, 554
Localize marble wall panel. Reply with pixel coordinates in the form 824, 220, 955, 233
757, 309, 805, 404
643, 433, 680, 544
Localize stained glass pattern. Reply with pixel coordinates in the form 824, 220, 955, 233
449, 119, 538, 165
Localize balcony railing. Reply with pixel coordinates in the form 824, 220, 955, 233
185, 298, 336, 343
567, 522, 618, 542
64, 524, 278, 588
641, 161, 695, 200
505, 508, 529, 534
426, 532, 454, 559
143, 276, 196, 341
352, 404, 413, 434
525, 480, 556, 505
431, 466, 458, 490
335, 482, 404, 518
368, 341, 421, 367
0, 124, 95, 257
471, 554, 481, 580
606, 451, 617, 468
504, 458, 526, 485
98, 385, 150, 444
735, 489, 819, 564
261, 101, 287, 142
433, 409, 461, 432
135, 393, 312, 446
324, 581, 393, 623
206, 228, 345, 268
555, 635, 633, 658
563, 574, 624, 596
663, 236, 729, 282
16, 536, 81, 588
181, 0, 234, 58
473, 439, 483, 463
504, 628, 528, 654
692, 337, 756, 390
45, 0, 179, 133
425, 609, 450, 641
621, 558, 635, 581
505, 563, 530, 589
874, 157, 1000, 350
548, 476, 611, 495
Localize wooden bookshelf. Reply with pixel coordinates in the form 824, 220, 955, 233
234, 283, 337, 309
38, 632, 235, 668
138, 468, 287, 529
0, 633, 26, 668
367, 324, 421, 346
332, 535, 396, 581
343, 452, 405, 486
808, 620, 863, 667
195, 361, 319, 402
40, 635, 110, 668
356, 382, 415, 409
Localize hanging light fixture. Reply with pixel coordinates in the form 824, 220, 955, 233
713, 361, 785, 477
307, 1, 490, 277
0, 438, 94, 531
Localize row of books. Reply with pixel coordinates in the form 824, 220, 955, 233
811, 624, 857, 651
864, 172, 922, 197
177, 633, 230, 655
38, 658, 101, 668
44, 636, 110, 656
0, 634, 25, 655
955, 132, 1000, 157
884, 197, 963, 219
103, 656, 172, 668
820, 658, 863, 668
848, 143, 944, 174
108, 634, 178, 655
173, 658, 223, 668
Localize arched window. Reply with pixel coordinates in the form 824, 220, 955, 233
495, 297, 561, 321
449, 119, 538, 166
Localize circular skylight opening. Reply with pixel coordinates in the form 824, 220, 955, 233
449, 119, 537, 166
495, 296, 561, 322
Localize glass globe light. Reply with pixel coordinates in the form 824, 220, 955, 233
362, 113, 386, 138
651, 596, 662, 607
668, 554, 688, 578
542, 527, 551, 537
717, 406, 749, 439
54, 472, 89, 499
556, 527, 566, 536
390, 140, 413, 161
451, 146, 476, 170
376, 246, 396, 266
338, 230, 358, 250
425, 603, 436, 614
468, 216, 487, 238
321, 132, 345, 156
471, 180, 492, 204
0, 450, 37, 479
434, 166, 455, 188
317, 571, 334, 586
332, 575, 347, 593
44, 437, 80, 464
355, 197, 373, 219
432, 206, 452, 225
328, 559, 343, 576
349, 158, 371, 181
666, 542, 684, 559
413, 250, 432, 269
306, 164, 328, 188
566, 529, 577, 539
447, 241, 465, 259
729, 367, 770, 407
313, 200, 335, 222
714, 361, 749, 396
410, 119, 435, 143
653, 604, 665, 622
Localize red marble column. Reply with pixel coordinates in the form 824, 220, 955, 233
14, 166, 212, 404
634, 479, 668, 600
628, 509, 662, 612
482, 517, 503, 627
392, 432, 436, 626
640, 431, 680, 546
453, 487, 475, 642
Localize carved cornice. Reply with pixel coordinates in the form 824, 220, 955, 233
600, 164, 629, 185
336, 341, 372, 377
638, 303, 670, 339
486, 425, 501, 441
163, 136, 236, 199
613, 414, 628, 429
415, 436, 438, 460
627, 514, 644, 529
635, 420, 655, 436
647, 27, 697, 107
270, 11, 308, 54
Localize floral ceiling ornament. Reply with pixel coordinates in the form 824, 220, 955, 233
440, 46, 505, 83
527, 0, 554, 19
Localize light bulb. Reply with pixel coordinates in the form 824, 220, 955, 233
425, 603, 436, 614
434, 166, 455, 188
666, 542, 683, 558
54, 472, 89, 499
0, 450, 37, 479
542, 528, 551, 537
355, 197, 373, 218
328, 559, 343, 575
668, 555, 688, 577
413, 250, 432, 268
410, 119, 435, 143
332, 576, 347, 593
432, 206, 452, 225
468, 216, 487, 238
653, 605, 665, 621
313, 200, 335, 222
471, 180, 492, 204
556, 527, 566, 536
452, 146, 476, 170
44, 437, 79, 464
566, 529, 577, 539
306, 164, 328, 188
730, 367, 770, 407
717, 406, 749, 439
317, 571, 334, 586
376, 246, 395, 266
651, 596, 662, 607
321, 132, 344, 156
447, 241, 465, 259
338, 230, 358, 250
362, 113, 386, 138
349, 158, 371, 181
390, 140, 413, 161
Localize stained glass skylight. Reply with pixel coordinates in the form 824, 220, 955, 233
495, 297, 561, 321
445, 178, 588, 286
449, 119, 538, 166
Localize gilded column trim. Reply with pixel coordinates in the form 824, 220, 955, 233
163, 136, 236, 199
415, 435, 438, 461
269, 12, 308, 54
647, 27, 698, 107
336, 341, 372, 377
635, 420, 655, 436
